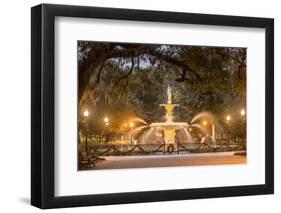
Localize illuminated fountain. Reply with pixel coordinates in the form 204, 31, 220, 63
149, 85, 189, 144
128, 86, 218, 145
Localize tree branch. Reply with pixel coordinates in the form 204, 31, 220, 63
108, 47, 202, 80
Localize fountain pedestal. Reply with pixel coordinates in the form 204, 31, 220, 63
149, 85, 188, 145
163, 127, 176, 144
160, 103, 179, 122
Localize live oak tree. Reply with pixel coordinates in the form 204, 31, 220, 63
78, 41, 246, 138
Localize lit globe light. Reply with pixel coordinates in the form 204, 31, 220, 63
155, 132, 162, 137
226, 115, 231, 121
202, 121, 207, 126
83, 110, 89, 117
104, 116, 109, 123
240, 109, 246, 116
129, 122, 134, 128
189, 127, 192, 132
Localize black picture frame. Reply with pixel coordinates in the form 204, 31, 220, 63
31, 3, 274, 209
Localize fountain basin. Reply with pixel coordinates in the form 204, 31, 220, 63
150, 122, 189, 128
150, 122, 189, 144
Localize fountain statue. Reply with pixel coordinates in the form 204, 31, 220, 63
160, 85, 179, 122
149, 85, 189, 144
167, 85, 172, 104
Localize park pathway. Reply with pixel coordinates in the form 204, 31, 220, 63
93, 152, 246, 170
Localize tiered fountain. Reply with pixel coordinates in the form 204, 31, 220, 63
149, 85, 189, 144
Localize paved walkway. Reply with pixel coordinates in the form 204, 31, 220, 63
94, 152, 246, 170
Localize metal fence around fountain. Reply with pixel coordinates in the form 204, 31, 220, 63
86, 141, 246, 156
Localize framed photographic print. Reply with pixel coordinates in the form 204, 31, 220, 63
31, 4, 274, 209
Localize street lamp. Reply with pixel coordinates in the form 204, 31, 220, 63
211, 123, 216, 146
240, 109, 246, 146
83, 110, 89, 154
129, 122, 134, 143
202, 120, 215, 145
101, 116, 109, 144
226, 115, 231, 142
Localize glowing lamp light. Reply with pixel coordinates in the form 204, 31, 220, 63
240, 109, 246, 116
202, 121, 207, 126
156, 133, 162, 137
129, 122, 134, 128
83, 110, 89, 117
104, 116, 109, 123
226, 115, 231, 121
